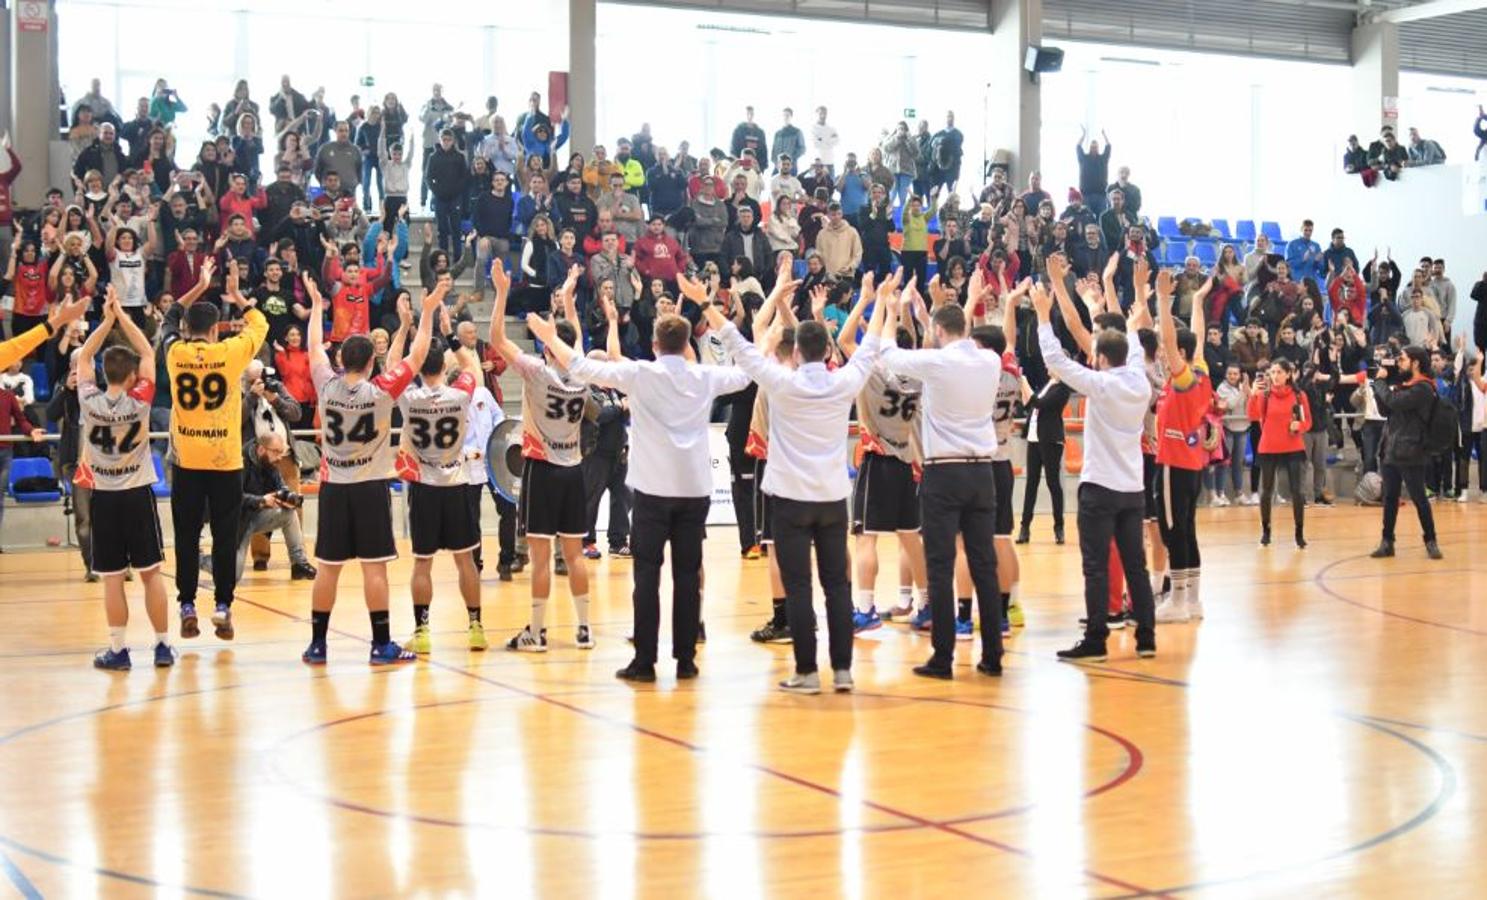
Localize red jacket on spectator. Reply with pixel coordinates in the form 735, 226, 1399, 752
166, 248, 212, 297
0, 388, 37, 438
688, 173, 725, 201
1247, 384, 1310, 454
275, 347, 315, 406
219, 188, 268, 235
1328, 271, 1366, 324
633, 233, 689, 285
481, 342, 508, 403
582, 230, 627, 258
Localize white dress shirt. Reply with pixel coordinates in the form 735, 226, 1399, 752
567, 354, 750, 498
1037, 323, 1149, 493
462, 386, 502, 485
722, 323, 881, 502
880, 338, 1001, 460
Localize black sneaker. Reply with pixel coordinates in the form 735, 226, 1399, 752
290, 562, 318, 581
1014, 525, 1031, 545
554, 555, 568, 576
676, 659, 699, 680
697, 621, 707, 644
1136, 637, 1156, 658
1056, 640, 1108, 662
975, 659, 1003, 677
912, 663, 953, 680
1260, 527, 1271, 547
1054, 524, 1065, 545
252, 560, 268, 572
1370, 540, 1396, 558
1426, 540, 1444, 560
750, 619, 792, 644
497, 562, 514, 582
1079, 611, 1128, 629
615, 661, 657, 682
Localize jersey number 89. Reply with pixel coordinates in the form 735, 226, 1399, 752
174, 372, 229, 411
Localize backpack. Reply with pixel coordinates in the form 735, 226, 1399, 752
1421, 394, 1460, 455
1355, 471, 1383, 505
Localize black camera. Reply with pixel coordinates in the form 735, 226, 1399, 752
274, 488, 305, 509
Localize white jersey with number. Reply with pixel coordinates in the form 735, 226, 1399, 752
857, 365, 921, 464
512, 353, 586, 467
398, 374, 477, 486
78, 380, 156, 491
991, 362, 1021, 463
312, 360, 414, 484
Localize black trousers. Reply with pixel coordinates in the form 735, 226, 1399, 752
1020, 440, 1065, 530
920, 463, 1002, 668
1381, 463, 1437, 543
171, 466, 243, 608
1155, 465, 1203, 570
1077, 483, 1155, 644
467, 483, 516, 570
1258, 452, 1305, 533
583, 451, 632, 549
729, 451, 757, 553
771, 496, 853, 675
900, 250, 928, 292
630, 491, 708, 667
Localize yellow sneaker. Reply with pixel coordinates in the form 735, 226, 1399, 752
468, 620, 488, 651
408, 624, 433, 655
1007, 603, 1026, 628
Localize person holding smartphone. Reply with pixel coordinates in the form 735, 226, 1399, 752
1247, 359, 1311, 548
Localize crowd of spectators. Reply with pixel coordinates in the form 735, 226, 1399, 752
1342, 124, 1446, 187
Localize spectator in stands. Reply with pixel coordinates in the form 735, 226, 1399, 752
73, 123, 128, 185
231, 114, 265, 191
1099, 187, 1135, 253
268, 76, 310, 135
858, 187, 893, 280
1020, 170, 1050, 213
418, 84, 456, 206
0, 380, 45, 550
935, 216, 971, 271
769, 156, 804, 202
1321, 228, 1359, 282
1076, 128, 1112, 215
722, 205, 773, 289
1406, 127, 1446, 166
1231, 319, 1270, 377
764, 196, 801, 261
771, 108, 805, 172
1429, 259, 1457, 335
646, 147, 687, 219
1370, 129, 1408, 181
834, 156, 869, 218
810, 106, 839, 175
73, 78, 120, 127
685, 185, 727, 273
634, 215, 688, 294
1069, 222, 1107, 279
597, 172, 644, 244
1285, 220, 1322, 285
1343, 135, 1370, 178
148, 79, 187, 129
1108, 165, 1141, 216
1113, 224, 1156, 311
929, 111, 964, 192
731, 107, 768, 160
1402, 287, 1442, 347
118, 98, 155, 159
881, 121, 917, 209
1328, 258, 1366, 324
425, 129, 468, 261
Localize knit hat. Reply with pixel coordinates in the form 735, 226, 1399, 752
1068, 187, 1082, 202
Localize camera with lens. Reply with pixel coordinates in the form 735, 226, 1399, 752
274, 488, 305, 509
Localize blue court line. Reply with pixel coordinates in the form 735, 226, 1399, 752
0, 848, 43, 900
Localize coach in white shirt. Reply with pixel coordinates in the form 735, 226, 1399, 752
704, 272, 892, 695
881, 299, 1006, 680
1032, 281, 1157, 662
527, 290, 750, 684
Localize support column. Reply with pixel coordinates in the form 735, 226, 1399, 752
9, 0, 59, 207
1350, 21, 1400, 135
568, 0, 596, 158
986, 0, 1042, 185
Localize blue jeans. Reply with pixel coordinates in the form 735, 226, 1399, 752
360, 155, 383, 211
892, 173, 913, 207
432, 196, 462, 259
1221, 430, 1247, 498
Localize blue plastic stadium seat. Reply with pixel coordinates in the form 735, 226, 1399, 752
792, 259, 808, 279
1156, 216, 1182, 239
1162, 242, 1189, 266
28, 362, 49, 402
1235, 220, 1257, 242
1261, 221, 1283, 243
1209, 219, 1232, 240
150, 453, 171, 499
1193, 242, 1218, 266
8, 457, 60, 503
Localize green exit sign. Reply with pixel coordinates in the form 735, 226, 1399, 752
903, 108, 916, 118
359, 76, 376, 87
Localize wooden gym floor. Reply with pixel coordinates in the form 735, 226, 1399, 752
0, 503, 1484, 898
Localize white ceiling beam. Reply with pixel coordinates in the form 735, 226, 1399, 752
1371, 0, 1487, 24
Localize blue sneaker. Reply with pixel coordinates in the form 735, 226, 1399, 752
153, 642, 177, 668
94, 647, 131, 670
911, 605, 933, 632
211, 603, 234, 641
1001, 617, 1012, 637
180, 602, 200, 639
302, 642, 327, 665
955, 619, 974, 641
852, 607, 883, 634
369, 641, 416, 666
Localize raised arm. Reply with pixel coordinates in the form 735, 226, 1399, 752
76, 296, 118, 389
387, 292, 412, 364
1031, 282, 1101, 397
1190, 276, 1210, 371
487, 258, 523, 363
403, 278, 451, 376
1047, 253, 1093, 356
836, 275, 875, 357
108, 287, 156, 376
1155, 268, 1181, 373
304, 273, 330, 371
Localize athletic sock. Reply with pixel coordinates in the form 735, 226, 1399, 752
531, 595, 549, 633
572, 594, 590, 627
957, 598, 972, 623
369, 610, 391, 646
898, 586, 913, 609
467, 606, 482, 623
155, 632, 169, 648
413, 604, 430, 627
1171, 570, 1190, 607
854, 589, 875, 614
312, 610, 330, 644
1188, 569, 1202, 606
1151, 570, 1168, 598
109, 626, 126, 653
772, 597, 787, 626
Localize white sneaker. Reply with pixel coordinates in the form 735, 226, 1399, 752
1188, 599, 1204, 620
779, 671, 822, 694
832, 669, 855, 693
505, 625, 548, 653
1154, 596, 1191, 624
1246, 493, 1260, 506
1213, 495, 1231, 508
1457, 492, 1471, 504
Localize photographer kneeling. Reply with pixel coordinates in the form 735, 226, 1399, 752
238, 434, 317, 581
1370, 345, 1443, 560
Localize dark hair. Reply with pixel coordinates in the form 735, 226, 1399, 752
1330, 228, 1343, 238
795, 321, 830, 362
1137, 328, 1158, 360
654, 315, 691, 355
184, 302, 220, 336
1175, 328, 1198, 362
1095, 329, 1129, 367
1302, 219, 1314, 227
931, 304, 966, 337
894, 326, 916, 350
1402, 345, 1430, 370
341, 335, 376, 372
732, 256, 755, 280
419, 351, 447, 378
775, 325, 796, 357
970, 324, 1005, 354
101, 346, 140, 386
554, 319, 578, 347
1094, 312, 1126, 333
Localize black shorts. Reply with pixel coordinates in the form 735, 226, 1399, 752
315, 479, 397, 564
852, 453, 921, 534
753, 458, 772, 544
1142, 453, 1158, 520
518, 458, 586, 538
91, 486, 164, 576
992, 459, 1015, 535
408, 481, 481, 558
